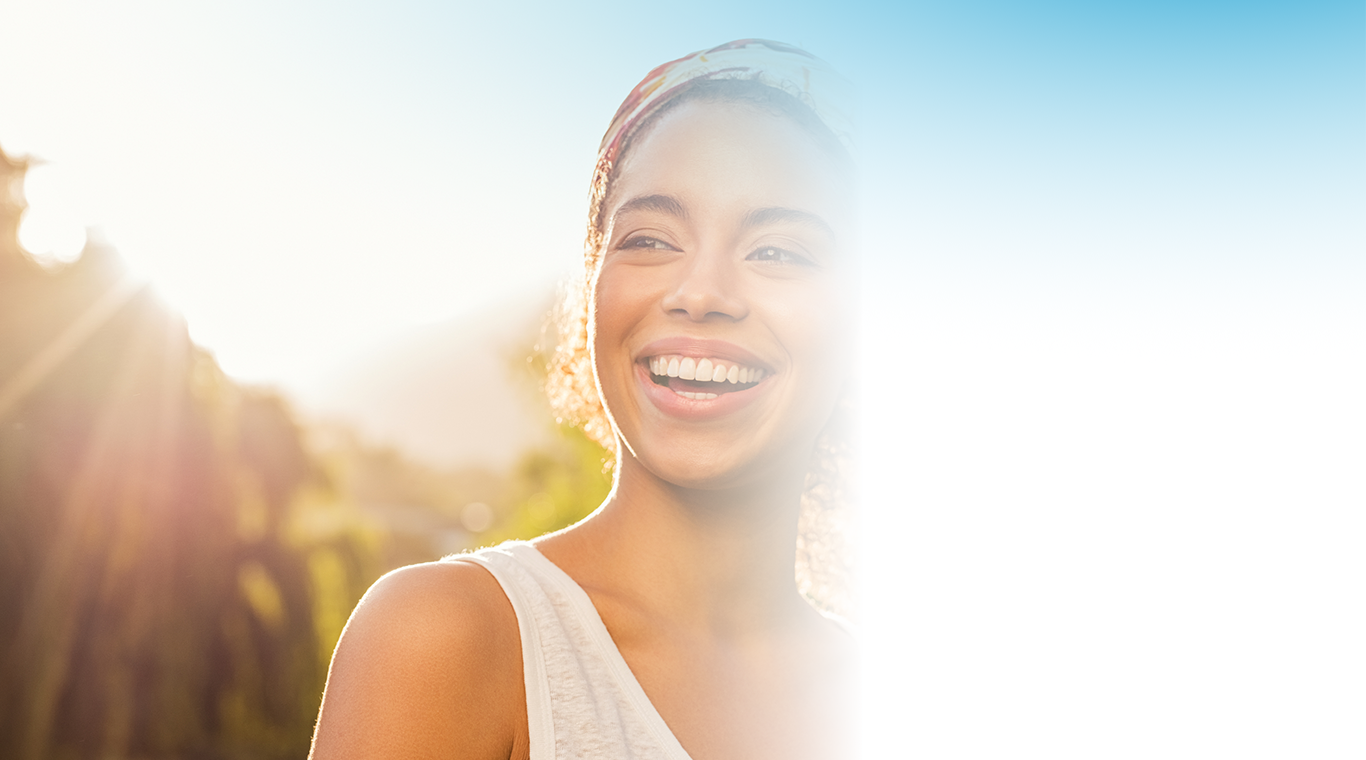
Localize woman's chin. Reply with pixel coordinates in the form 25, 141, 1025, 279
624, 435, 807, 495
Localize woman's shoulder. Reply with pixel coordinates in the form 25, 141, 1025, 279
325, 558, 520, 673
309, 558, 528, 759
354, 557, 515, 636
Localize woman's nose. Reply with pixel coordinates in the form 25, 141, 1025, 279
660, 252, 749, 322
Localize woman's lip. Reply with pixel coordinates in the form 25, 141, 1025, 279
635, 338, 770, 371
636, 363, 769, 420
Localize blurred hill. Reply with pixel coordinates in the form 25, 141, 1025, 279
293, 291, 557, 470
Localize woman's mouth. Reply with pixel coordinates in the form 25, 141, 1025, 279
645, 354, 766, 399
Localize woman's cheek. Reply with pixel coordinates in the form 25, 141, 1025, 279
591, 264, 651, 386
592, 265, 630, 339
768, 278, 847, 354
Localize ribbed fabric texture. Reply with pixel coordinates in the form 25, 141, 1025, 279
452, 542, 693, 760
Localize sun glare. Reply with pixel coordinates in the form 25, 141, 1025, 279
17, 164, 87, 267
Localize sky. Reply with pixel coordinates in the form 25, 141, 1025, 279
3, 1, 1360, 384
3, 1, 1364, 756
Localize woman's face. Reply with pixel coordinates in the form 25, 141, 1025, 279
591, 99, 853, 490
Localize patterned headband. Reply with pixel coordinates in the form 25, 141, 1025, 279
598, 39, 855, 165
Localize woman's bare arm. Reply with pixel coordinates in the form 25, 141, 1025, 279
309, 561, 527, 760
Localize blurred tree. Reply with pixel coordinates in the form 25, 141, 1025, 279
482, 425, 613, 546
476, 313, 613, 545
303, 383, 614, 557
0, 145, 376, 760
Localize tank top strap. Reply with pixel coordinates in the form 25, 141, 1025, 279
451, 545, 556, 757
450, 542, 692, 760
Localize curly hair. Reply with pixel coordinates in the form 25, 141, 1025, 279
544, 77, 858, 620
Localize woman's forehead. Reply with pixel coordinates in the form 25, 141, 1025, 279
608, 101, 852, 230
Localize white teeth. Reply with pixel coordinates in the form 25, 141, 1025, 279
647, 354, 768, 384
676, 391, 718, 400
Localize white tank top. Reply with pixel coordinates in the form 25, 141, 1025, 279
452, 542, 693, 760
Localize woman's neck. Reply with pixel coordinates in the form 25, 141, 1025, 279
537, 450, 814, 638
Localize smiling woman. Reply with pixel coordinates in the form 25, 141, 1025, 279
309, 40, 859, 760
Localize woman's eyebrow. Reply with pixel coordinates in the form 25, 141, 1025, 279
742, 206, 835, 238
612, 194, 688, 223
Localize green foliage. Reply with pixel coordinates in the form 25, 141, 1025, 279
305, 400, 614, 555
480, 297, 615, 545
483, 425, 613, 546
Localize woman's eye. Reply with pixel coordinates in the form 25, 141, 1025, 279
747, 246, 809, 265
621, 236, 674, 250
